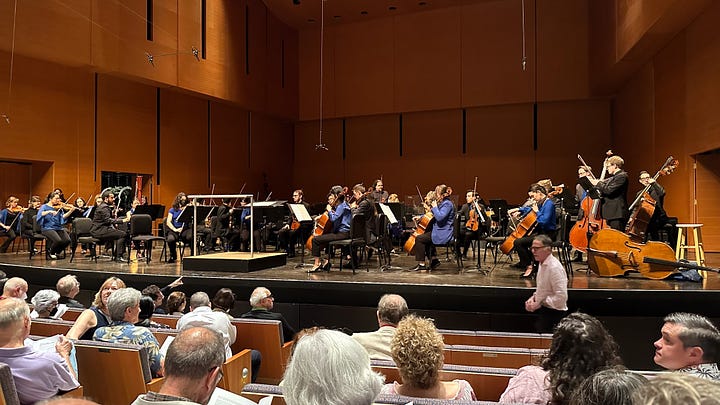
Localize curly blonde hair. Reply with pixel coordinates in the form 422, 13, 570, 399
390, 314, 444, 389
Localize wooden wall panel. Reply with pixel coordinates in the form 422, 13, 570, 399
461, 0, 535, 107
92, 0, 178, 86
614, 64, 655, 176
536, 100, 612, 191
537, 0, 589, 101
158, 89, 209, 208
684, 0, 720, 155
292, 120, 343, 202
209, 102, 249, 194
239, 0, 268, 112
266, 13, 299, 120
333, 18, 395, 117
394, 7, 462, 112
616, 0, 674, 61
298, 27, 336, 120
0, 54, 94, 197
249, 113, 294, 200
0, 162, 32, 207
96, 75, 157, 176
344, 115, 400, 190
0, 0, 91, 67
465, 104, 534, 202
696, 154, 720, 252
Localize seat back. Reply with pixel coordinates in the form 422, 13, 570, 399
350, 213, 366, 241
0, 362, 20, 405
439, 329, 553, 349
29, 318, 74, 337
231, 318, 292, 384
31, 215, 43, 235
74, 340, 153, 405
444, 344, 546, 369
130, 214, 153, 236
72, 217, 93, 237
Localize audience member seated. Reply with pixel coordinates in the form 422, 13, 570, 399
142, 278, 183, 315
241, 287, 297, 343
0, 277, 28, 300
0, 298, 79, 404
211, 288, 236, 317
499, 312, 623, 404
166, 291, 186, 316
569, 368, 648, 405
132, 327, 226, 405
135, 296, 171, 329
93, 287, 164, 377
30, 289, 67, 319
381, 314, 476, 401
177, 292, 237, 359
56, 275, 84, 309
631, 373, 720, 405
67, 277, 125, 340
652, 312, 720, 380
353, 294, 408, 361
283, 329, 383, 405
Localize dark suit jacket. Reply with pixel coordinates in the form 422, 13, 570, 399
240, 308, 296, 343
597, 170, 629, 220
58, 296, 85, 309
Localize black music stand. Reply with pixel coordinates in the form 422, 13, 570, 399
178, 205, 214, 254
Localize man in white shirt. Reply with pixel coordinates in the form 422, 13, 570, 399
653, 312, 720, 380
524, 235, 568, 332
352, 294, 408, 360
176, 292, 236, 358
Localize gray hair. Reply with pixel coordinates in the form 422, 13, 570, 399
249, 287, 271, 307
569, 368, 647, 405
189, 292, 211, 309
534, 234, 553, 247
283, 329, 383, 405
106, 288, 141, 322
631, 373, 720, 405
56, 275, 80, 296
0, 298, 29, 328
664, 312, 720, 363
377, 294, 408, 326
165, 327, 226, 380
31, 289, 60, 313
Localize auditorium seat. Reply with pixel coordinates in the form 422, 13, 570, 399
444, 344, 546, 369
439, 329, 552, 350
231, 318, 293, 384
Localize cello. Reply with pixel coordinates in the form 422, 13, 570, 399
625, 157, 678, 243
568, 151, 612, 253
500, 184, 563, 255
403, 187, 435, 254
304, 187, 346, 250
587, 228, 718, 279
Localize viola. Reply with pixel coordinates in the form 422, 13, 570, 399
587, 228, 719, 279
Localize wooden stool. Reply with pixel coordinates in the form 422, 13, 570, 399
675, 223, 705, 266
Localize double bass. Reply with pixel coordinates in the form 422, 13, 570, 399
625, 157, 678, 243
588, 228, 717, 279
569, 151, 613, 253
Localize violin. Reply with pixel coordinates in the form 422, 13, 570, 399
465, 177, 484, 232
9, 205, 26, 213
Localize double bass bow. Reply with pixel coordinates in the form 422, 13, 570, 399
568, 151, 612, 253
625, 157, 678, 243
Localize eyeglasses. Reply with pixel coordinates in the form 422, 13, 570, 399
530, 245, 549, 250
265, 295, 274, 300
210, 366, 224, 382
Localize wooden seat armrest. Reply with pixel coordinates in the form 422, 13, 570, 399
281, 341, 293, 368
219, 349, 252, 394
146, 377, 165, 393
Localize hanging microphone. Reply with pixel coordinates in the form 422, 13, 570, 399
192, 47, 200, 61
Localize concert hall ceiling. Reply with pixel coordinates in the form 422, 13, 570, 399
262, 0, 477, 29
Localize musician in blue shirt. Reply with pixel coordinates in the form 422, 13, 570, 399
164, 192, 190, 263
36, 192, 76, 259
310, 186, 352, 273
0, 196, 21, 253
510, 183, 557, 278
411, 184, 455, 271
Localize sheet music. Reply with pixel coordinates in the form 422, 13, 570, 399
289, 204, 312, 222
379, 203, 398, 224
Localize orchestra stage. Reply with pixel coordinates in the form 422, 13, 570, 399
1, 248, 718, 370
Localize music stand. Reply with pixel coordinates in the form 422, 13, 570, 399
178, 205, 214, 255
289, 204, 313, 268
84, 206, 96, 219
377, 203, 404, 271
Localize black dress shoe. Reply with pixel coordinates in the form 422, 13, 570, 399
520, 266, 537, 279
430, 258, 441, 270
510, 262, 526, 269
167, 258, 176, 264
323, 261, 332, 272
308, 266, 323, 273
410, 264, 428, 271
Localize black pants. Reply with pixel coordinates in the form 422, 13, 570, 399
250, 349, 262, 383
0, 229, 16, 253
458, 228, 478, 256
166, 229, 192, 259
607, 218, 626, 232
92, 227, 126, 258
42, 229, 71, 255
312, 232, 349, 257
514, 230, 557, 267
535, 307, 569, 333
413, 232, 437, 262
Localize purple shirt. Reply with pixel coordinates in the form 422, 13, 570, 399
0, 345, 79, 405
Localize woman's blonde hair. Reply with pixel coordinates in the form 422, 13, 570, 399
91, 277, 126, 310
391, 314, 444, 389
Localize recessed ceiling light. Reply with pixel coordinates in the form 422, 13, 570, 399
333, 15, 341, 20
307, 18, 315, 23
389, 6, 397, 10
360, 10, 368, 15
419, 1, 427, 5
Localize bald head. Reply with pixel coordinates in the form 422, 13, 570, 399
0, 298, 31, 344
2, 277, 28, 300
377, 294, 408, 326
